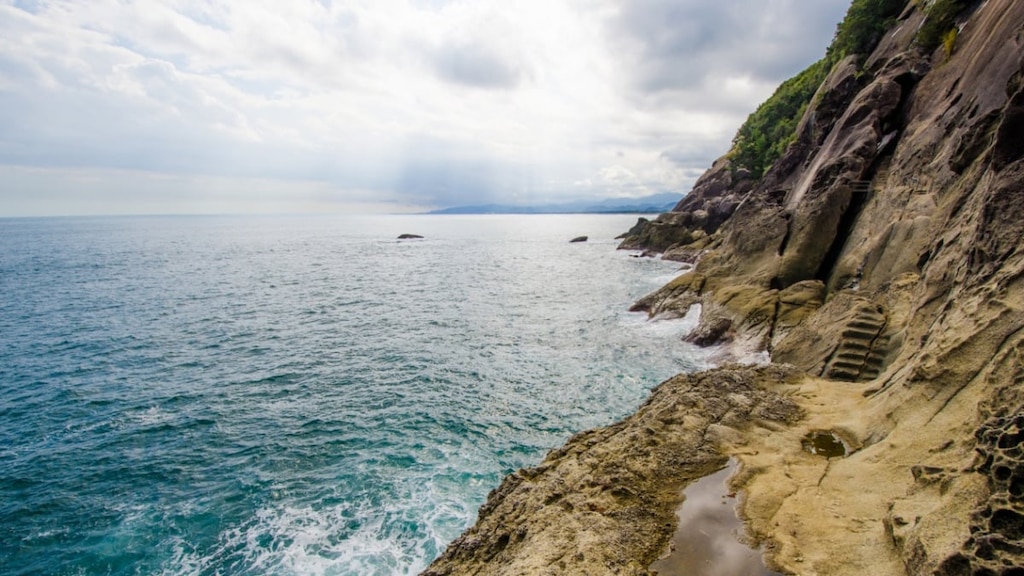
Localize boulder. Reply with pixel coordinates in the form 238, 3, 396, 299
684, 316, 733, 347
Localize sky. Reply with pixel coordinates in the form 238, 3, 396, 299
0, 0, 851, 216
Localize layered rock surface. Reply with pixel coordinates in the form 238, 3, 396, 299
425, 1, 1024, 574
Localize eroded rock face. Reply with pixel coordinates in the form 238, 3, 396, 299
937, 408, 1024, 575
431, 1, 1024, 574
630, 0, 1024, 571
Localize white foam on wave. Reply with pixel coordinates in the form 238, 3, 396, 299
703, 338, 772, 368
737, 348, 772, 366
131, 406, 174, 425
161, 480, 477, 576
647, 265, 691, 287
620, 303, 701, 336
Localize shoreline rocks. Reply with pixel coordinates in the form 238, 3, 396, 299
422, 365, 804, 576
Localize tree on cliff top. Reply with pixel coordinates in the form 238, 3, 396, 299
730, 0, 907, 179
730, 60, 829, 180
828, 0, 908, 61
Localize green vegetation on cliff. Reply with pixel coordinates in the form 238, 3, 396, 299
916, 0, 968, 51
828, 0, 908, 60
730, 60, 830, 180
730, 0, 907, 179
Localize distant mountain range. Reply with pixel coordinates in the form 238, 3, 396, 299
426, 193, 681, 215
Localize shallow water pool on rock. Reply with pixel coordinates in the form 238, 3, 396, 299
649, 459, 779, 576
802, 430, 849, 458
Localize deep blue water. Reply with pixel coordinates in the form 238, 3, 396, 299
0, 214, 706, 575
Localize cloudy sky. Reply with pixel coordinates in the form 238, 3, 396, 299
0, 0, 850, 216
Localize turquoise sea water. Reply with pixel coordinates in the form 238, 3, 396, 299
0, 214, 706, 575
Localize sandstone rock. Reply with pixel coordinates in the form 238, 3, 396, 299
684, 316, 732, 347
772, 280, 825, 346
661, 244, 702, 264
615, 218, 649, 240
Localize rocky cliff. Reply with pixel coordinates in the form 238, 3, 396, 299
425, 1, 1024, 574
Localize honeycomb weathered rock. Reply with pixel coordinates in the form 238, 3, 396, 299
936, 410, 1024, 575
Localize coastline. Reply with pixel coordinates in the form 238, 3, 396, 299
423, 364, 803, 576
424, 1, 1024, 573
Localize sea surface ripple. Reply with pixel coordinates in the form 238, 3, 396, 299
0, 214, 706, 575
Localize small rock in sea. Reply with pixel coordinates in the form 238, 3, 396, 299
397, 234, 424, 240
569, 236, 588, 243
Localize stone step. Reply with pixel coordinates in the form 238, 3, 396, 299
830, 360, 864, 372
828, 367, 860, 381
866, 346, 888, 358
835, 351, 869, 363
840, 340, 872, 352
848, 319, 884, 331
827, 309, 891, 382
864, 355, 886, 367
860, 368, 881, 380
842, 329, 880, 341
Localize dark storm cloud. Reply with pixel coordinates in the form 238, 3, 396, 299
609, 0, 849, 96
432, 40, 522, 90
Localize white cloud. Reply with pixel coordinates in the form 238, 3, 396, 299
0, 0, 850, 216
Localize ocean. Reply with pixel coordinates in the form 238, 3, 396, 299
0, 214, 707, 575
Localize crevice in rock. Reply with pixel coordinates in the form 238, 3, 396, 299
816, 459, 834, 488
917, 249, 933, 271
815, 152, 895, 287
776, 213, 793, 257
767, 299, 782, 349
814, 185, 866, 285
891, 67, 925, 130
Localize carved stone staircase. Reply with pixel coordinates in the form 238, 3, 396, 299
824, 304, 890, 382
850, 157, 892, 195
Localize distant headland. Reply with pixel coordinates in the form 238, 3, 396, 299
425, 193, 680, 215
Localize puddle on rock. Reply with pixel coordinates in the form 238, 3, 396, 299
801, 430, 848, 458
649, 459, 779, 576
